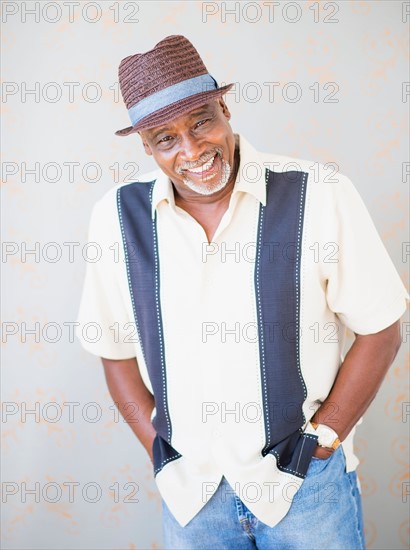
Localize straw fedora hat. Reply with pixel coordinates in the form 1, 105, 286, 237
115, 35, 234, 136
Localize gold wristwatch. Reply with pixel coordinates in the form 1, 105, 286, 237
311, 421, 341, 450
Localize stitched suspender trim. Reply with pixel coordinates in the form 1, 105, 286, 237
295, 172, 308, 423
117, 188, 147, 367
257, 168, 315, 478
148, 183, 181, 473
117, 182, 181, 476
257, 169, 270, 457
150, 183, 172, 442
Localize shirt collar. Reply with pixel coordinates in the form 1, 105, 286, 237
232, 134, 267, 206
151, 167, 176, 218
151, 133, 267, 218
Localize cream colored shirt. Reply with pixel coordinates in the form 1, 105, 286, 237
77, 134, 408, 527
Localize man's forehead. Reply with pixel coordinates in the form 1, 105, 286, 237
143, 101, 219, 137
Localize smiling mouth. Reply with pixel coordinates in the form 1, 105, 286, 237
181, 153, 219, 180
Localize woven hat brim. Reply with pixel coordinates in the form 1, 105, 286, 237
115, 83, 234, 136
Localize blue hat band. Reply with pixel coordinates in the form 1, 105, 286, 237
128, 73, 218, 127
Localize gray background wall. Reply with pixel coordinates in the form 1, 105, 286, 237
1, 1, 409, 549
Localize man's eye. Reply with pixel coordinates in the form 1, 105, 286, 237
195, 119, 210, 128
158, 136, 173, 144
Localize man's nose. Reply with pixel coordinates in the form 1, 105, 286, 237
179, 134, 205, 163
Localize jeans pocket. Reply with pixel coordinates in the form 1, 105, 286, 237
308, 446, 340, 475
311, 455, 332, 461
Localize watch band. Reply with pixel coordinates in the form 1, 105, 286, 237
310, 421, 341, 450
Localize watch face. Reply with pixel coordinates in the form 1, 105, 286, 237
317, 425, 336, 447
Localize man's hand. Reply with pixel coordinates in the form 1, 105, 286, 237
310, 319, 402, 444
312, 446, 335, 460
101, 356, 157, 462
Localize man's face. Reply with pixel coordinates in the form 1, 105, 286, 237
139, 99, 236, 196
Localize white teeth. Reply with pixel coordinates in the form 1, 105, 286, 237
188, 155, 215, 173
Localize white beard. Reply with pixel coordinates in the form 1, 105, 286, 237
181, 158, 232, 196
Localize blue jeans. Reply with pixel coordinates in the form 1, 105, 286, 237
162, 447, 365, 549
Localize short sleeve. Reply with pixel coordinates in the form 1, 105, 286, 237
325, 177, 408, 335
76, 192, 137, 360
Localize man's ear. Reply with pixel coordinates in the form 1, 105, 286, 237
217, 98, 231, 121
138, 131, 153, 156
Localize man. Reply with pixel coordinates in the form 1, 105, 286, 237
77, 35, 408, 549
